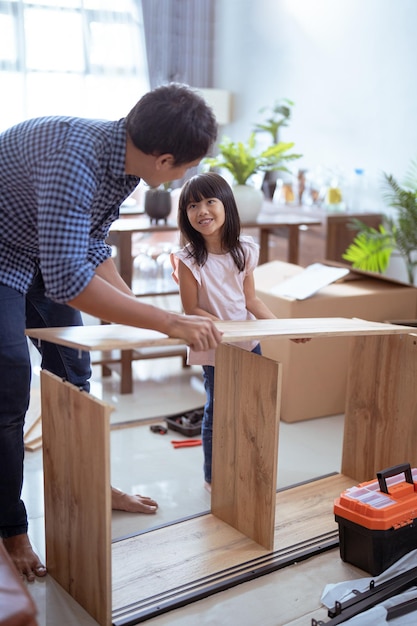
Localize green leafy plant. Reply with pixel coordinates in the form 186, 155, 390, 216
253, 99, 295, 144
204, 133, 301, 186
342, 162, 417, 283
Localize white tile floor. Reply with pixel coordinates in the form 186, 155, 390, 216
21, 342, 367, 625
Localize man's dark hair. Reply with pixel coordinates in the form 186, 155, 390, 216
126, 83, 218, 165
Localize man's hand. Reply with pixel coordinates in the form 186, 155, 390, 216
167, 313, 223, 351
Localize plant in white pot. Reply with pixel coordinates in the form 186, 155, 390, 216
253, 99, 295, 198
204, 133, 301, 222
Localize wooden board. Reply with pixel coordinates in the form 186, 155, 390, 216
211, 344, 281, 549
41, 371, 113, 626
111, 473, 355, 624
342, 334, 417, 481
25, 317, 415, 352
216, 318, 416, 341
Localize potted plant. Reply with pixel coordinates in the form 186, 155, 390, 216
253, 99, 295, 198
144, 181, 172, 224
342, 162, 417, 284
204, 132, 301, 221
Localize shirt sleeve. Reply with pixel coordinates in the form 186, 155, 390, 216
36, 146, 108, 303
240, 235, 260, 275
173, 247, 202, 285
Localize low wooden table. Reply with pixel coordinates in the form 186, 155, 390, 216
26, 318, 415, 625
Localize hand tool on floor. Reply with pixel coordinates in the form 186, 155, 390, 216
150, 424, 168, 434
171, 439, 202, 449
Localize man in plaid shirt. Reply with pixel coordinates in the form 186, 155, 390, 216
0, 83, 222, 580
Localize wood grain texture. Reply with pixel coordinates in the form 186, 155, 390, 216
342, 334, 417, 482
211, 344, 281, 550
111, 473, 355, 617
25, 318, 415, 352
41, 371, 113, 626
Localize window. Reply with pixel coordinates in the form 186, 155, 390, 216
0, 0, 149, 130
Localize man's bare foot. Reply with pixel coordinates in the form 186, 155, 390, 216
3, 534, 47, 582
204, 481, 212, 493
111, 487, 158, 514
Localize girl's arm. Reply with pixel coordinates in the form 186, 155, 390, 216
177, 260, 219, 321
243, 271, 277, 319
244, 271, 310, 343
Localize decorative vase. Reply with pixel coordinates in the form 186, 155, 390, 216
144, 188, 172, 224
232, 184, 264, 222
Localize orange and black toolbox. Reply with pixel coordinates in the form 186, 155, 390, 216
334, 463, 417, 576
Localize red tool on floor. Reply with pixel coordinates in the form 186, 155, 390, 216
171, 439, 202, 449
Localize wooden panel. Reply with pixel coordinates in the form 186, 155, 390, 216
41, 371, 113, 626
27, 324, 184, 352
111, 473, 355, 622
215, 318, 415, 341
210, 344, 281, 550
26, 318, 415, 353
342, 334, 417, 482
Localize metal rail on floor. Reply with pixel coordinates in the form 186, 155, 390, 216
312, 566, 417, 625
113, 530, 339, 626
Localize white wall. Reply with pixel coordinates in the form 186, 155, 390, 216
214, 0, 417, 198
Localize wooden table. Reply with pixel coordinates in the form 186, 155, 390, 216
108, 205, 322, 289
26, 318, 414, 626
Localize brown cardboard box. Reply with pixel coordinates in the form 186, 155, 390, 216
254, 261, 417, 422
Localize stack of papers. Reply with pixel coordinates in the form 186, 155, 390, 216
270, 262, 350, 300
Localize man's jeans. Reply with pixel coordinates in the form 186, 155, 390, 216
0, 273, 91, 538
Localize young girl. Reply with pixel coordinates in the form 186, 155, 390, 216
172, 171, 278, 492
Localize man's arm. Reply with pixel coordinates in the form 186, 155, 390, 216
94, 257, 133, 296
68, 260, 222, 352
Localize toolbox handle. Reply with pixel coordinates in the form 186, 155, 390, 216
377, 463, 413, 494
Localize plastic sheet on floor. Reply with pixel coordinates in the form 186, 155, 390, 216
320, 549, 417, 625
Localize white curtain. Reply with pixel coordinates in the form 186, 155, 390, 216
142, 0, 215, 89
0, 0, 150, 131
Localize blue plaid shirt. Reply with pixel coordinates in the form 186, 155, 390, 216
0, 116, 139, 302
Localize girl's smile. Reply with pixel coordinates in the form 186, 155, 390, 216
186, 198, 225, 235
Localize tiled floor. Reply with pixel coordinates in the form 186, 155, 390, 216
19, 336, 374, 626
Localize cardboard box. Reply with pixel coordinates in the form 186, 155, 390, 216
254, 261, 417, 422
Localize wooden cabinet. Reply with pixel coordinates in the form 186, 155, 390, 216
269, 210, 383, 268
325, 212, 383, 263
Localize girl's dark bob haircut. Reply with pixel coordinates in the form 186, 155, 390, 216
178, 172, 245, 270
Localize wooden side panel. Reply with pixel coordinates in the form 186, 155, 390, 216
41, 371, 113, 626
342, 334, 417, 482
211, 344, 281, 550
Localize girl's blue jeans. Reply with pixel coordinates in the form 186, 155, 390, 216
0, 272, 91, 538
202, 343, 261, 484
